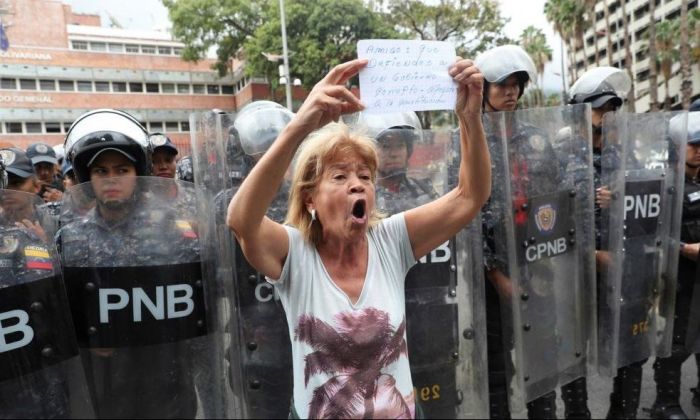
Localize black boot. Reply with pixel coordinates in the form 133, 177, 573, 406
606, 361, 645, 419
561, 377, 591, 419
649, 350, 690, 419
527, 391, 557, 419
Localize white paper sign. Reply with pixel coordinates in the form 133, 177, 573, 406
357, 39, 457, 114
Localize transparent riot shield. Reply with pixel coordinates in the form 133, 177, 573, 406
365, 124, 488, 418
597, 112, 686, 375
57, 177, 230, 418
483, 104, 596, 410
0, 190, 93, 418
191, 111, 293, 418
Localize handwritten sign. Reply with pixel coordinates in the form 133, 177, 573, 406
358, 39, 457, 114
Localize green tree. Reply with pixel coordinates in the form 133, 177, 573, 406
544, 0, 578, 81
680, 0, 693, 109
163, 0, 266, 76
520, 25, 552, 106
388, 0, 511, 58
655, 19, 681, 110
244, 0, 398, 92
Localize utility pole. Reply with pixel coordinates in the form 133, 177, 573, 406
279, 0, 292, 111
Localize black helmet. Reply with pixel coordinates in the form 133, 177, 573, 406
569, 67, 631, 109
176, 155, 194, 183
65, 109, 151, 183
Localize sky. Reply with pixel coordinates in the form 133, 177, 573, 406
62, 0, 566, 93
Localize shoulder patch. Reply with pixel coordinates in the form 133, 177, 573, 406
176, 220, 198, 239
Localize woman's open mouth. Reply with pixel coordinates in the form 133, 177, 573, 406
351, 199, 367, 223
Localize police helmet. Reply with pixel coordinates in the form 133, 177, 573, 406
353, 111, 423, 157
474, 45, 537, 99
569, 67, 631, 109
233, 101, 293, 156
176, 155, 194, 183
65, 109, 151, 183
671, 112, 700, 145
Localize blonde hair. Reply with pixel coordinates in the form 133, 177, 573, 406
285, 122, 384, 246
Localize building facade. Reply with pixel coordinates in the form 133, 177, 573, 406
570, 0, 699, 113
0, 0, 298, 153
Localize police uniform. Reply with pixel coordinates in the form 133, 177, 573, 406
0, 224, 72, 418
483, 121, 562, 419
649, 174, 700, 418
57, 195, 200, 419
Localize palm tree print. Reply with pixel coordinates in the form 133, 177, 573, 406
295, 307, 413, 418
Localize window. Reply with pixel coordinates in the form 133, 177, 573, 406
25, 122, 42, 133
161, 83, 175, 94
192, 84, 205, 94
150, 122, 164, 131
63, 122, 73, 132
112, 82, 127, 92
90, 42, 106, 52
165, 122, 179, 132
39, 79, 56, 91
173, 47, 183, 56
636, 68, 650, 82
177, 84, 190, 94
6, 122, 22, 133
71, 40, 88, 50
19, 79, 36, 90
109, 43, 124, 53
180, 121, 190, 132
95, 81, 110, 92
77, 80, 93, 92
145, 83, 159, 93
125, 44, 140, 53
158, 46, 172, 55
1, 78, 15, 89
129, 82, 143, 93
141, 45, 156, 54
45, 122, 62, 133
207, 84, 220, 94
59, 80, 75, 91
222, 85, 234, 94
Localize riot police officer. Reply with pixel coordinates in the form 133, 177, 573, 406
648, 112, 700, 419
149, 132, 178, 179
57, 109, 206, 418
476, 44, 566, 419
0, 147, 91, 418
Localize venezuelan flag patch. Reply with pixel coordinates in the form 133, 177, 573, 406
176, 220, 198, 239
24, 246, 53, 271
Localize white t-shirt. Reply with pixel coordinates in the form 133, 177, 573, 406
269, 213, 417, 419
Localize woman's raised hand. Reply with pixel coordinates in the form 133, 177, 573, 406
291, 59, 368, 135
450, 58, 484, 119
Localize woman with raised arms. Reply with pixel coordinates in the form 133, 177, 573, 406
227, 57, 490, 419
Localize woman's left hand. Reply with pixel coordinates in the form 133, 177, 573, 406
450, 57, 484, 118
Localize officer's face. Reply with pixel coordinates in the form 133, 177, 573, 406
686, 143, 700, 168
378, 135, 408, 177
89, 152, 138, 205
152, 149, 177, 179
591, 101, 619, 130
1, 174, 37, 214
34, 162, 55, 184
310, 152, 375, 240
487, 74, 520, 112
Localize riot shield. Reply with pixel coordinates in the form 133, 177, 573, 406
57, 177, 230, 418
483, 104, 596, 410
356, 123, 489, 418
596, 112, 686, 375
190, 111, 293, 418
0, 189, 93, 418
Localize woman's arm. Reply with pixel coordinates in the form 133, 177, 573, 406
404, 58, 491, 260
227, 59, 367, 279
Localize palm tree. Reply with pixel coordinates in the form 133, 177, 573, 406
690, 9, 700, 67
295, 308, 411, 418
520, 25, 553, 106
545, 0, 577, 82
680, 0, 693, 109
654, 19, 681, 110
648, 0, 660, 111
